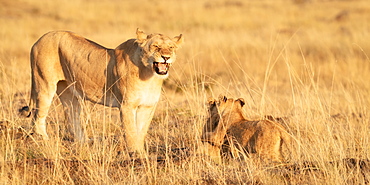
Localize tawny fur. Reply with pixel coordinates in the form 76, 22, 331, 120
20, 29, 183, 154
200, 96, 291, 163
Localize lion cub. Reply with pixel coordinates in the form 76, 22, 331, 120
201, 96, 291, 164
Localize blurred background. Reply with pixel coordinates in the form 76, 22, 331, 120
1, 0, 369, 110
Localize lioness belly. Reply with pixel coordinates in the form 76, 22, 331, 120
69, 85, 120, 108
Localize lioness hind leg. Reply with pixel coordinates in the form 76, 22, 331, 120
56, 81, 85, 142
31, 83, 57, 140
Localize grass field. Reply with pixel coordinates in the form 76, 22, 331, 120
1, 0, 370, 184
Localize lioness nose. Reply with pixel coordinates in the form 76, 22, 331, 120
162, 56, 170, 61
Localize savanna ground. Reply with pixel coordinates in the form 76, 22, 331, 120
1, 0, 370, 184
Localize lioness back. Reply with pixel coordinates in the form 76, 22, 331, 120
31, 31, 117, 104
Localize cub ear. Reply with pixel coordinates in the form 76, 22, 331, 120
208, 97, 216, 105
173, 34, 183, 47
218, 95, 227, 102
136, 28, 147, 43
237, 98, 245, 107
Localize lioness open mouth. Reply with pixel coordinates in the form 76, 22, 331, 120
153, 62, 170, 75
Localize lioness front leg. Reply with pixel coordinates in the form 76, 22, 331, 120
135, 105, 157, 151
120, 104, 156, 155
120, 105, 143, 155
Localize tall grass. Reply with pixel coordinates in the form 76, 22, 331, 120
0, 0, 370, 184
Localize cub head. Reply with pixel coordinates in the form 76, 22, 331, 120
206, 95, 245, 130
135, 28, 183, 78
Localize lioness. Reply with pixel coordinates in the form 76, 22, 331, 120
201, 96, 291, 164
20, 29, 183, 154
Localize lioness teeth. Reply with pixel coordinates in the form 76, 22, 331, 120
154, 62, 170, 75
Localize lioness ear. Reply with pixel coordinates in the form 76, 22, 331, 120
237, 98, 245, 107
136, 28, 147, 43
173, 34, 183, 47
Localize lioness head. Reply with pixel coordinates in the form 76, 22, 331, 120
135, 28, 183, 78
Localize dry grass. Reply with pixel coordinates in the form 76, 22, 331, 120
1, 0, 370, 184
